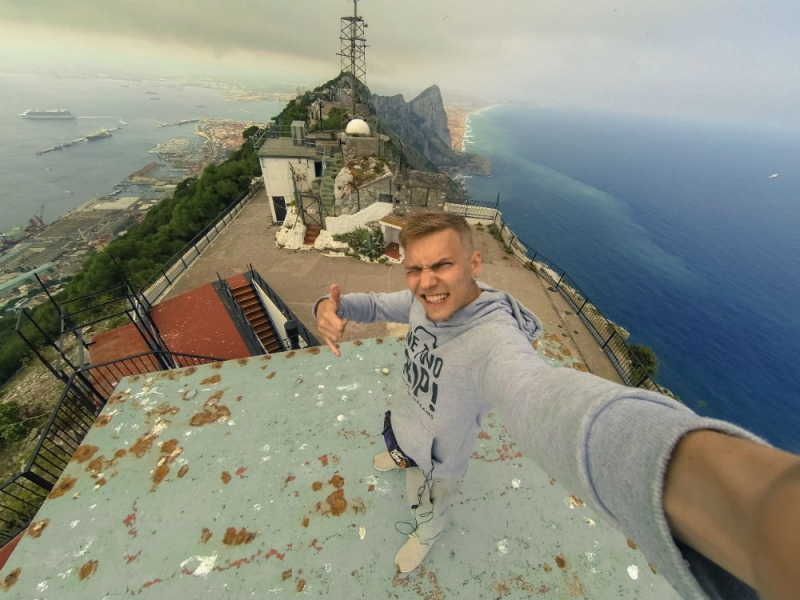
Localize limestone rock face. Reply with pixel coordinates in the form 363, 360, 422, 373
371, 86, 459, 169
409, 85, 452, 148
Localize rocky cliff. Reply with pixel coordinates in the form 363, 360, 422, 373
371, 85, 483, 173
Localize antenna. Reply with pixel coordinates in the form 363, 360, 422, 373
337, 0, 368, 122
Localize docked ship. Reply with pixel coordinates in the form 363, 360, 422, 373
86, 129, 112, 141
19, 109, 75, 120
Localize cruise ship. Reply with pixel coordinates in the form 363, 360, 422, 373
19, 109, 75, 120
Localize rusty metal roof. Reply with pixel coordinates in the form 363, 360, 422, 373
0, 338, 679, 599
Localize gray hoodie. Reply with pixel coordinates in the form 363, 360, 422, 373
318, 283, 763, 600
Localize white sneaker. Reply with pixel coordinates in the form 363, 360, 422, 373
395, 533, 431, 573
373, 451, 401, 472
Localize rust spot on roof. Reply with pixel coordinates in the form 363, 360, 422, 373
211, 362, 224, 369
649, 563, 658, 574
236, 396, 243, 401
151, 464, 169, 491
627, 538, 638, 550
282, 475, 296, 490
107, 392, 130, 405
86, 456, 104, 473
202, 374, 221, 385
48, 476, 77, 499
236, 466, 247, 478
78, 559, 98, 580
549, 478, 556, 486
354, 340, 363, 346
568, 495, 585, 508
124, 551, 141, 564
555, 555, 567, 569
309, 539, 322, 552
261, 355, 272, 361
94, 478, 107, 489
161, 439, 179, 453
265, 548, 285, 560
282, 569, 293, 581
329, 474, 344, 489
266, 372, 276, 379
296, 579, 306, 592
238, 358, 249, 366
131, 432, 159, 458
307, 347, 320, 355
302, 517, 309, 528
27, 518, 50, 539
200, 528, 212, 543
543, 563, 553, 573
350, 497, 366, 514
190, 393, 230, 426
323, 489, 347, 516
73, 445, 99, 463
477, 431, 491, 440
318, 454, 329, 467
95, 414, 113, 427
285, 351, 296, 359
1, 568, 21, 591
184, 366, 198, 376
573, 363, 588, 372
177, 464, 189, 478
222, 527, 257, 546
221, 471, 232, 484
376, 338, 384, 344
312, 481, 322, 491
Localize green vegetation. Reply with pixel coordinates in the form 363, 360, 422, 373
628, 343, 659, 378
333, 226, 385, 261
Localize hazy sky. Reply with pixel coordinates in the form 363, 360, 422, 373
1, 0, 798, 130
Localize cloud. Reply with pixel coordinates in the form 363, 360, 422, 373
1, 0, 798, 129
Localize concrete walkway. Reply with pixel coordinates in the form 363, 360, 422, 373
164, 190, 623, 384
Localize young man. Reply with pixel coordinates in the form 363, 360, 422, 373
315, 212, 800, 599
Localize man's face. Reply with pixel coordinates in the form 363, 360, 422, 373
403, 228, 482, 322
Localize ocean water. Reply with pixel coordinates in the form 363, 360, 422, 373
465, 105, 800, 452
0, 73, 284, 233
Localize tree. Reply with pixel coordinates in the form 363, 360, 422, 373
628, 343, 659, 378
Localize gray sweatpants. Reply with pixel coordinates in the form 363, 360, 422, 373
405, 467, 463, 544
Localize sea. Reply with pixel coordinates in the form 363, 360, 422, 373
0, 72, 284, 234
464, 105, 800, 452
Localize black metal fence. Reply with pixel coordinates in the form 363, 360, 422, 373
140, 182, 262, 308
0, 351, 222, 547
487, 214, 662, 391
445, 203, 661, 392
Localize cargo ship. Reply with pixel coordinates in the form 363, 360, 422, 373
86, 129, 111, 141
19, 109, 75, 120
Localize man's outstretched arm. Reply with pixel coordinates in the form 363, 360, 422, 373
664, 430, 800, 599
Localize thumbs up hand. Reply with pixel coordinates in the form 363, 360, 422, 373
316, 284, 349, 357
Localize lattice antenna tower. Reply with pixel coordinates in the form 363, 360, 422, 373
338, 0, 368, 120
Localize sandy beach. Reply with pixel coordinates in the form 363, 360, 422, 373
445, 103, 500, 152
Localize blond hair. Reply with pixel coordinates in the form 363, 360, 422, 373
399, 211, 474, 251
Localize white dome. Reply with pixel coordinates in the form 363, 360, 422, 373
345, 119, 371, 136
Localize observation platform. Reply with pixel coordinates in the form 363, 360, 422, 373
0, 339, 678, 599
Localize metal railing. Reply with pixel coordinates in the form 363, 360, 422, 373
247, 265, 320, 349
485, 213, 662, 392
0, 350, 222, 547
215, 275, 267, 356
140, 181, 263, 309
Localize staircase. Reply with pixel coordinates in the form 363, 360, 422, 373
320, 154, 343, 218
229, 282, 283, 353
304, 224, 322, 246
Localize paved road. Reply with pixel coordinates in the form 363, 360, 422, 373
164, 190, 623, 384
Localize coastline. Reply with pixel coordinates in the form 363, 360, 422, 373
445, 103, 502, 153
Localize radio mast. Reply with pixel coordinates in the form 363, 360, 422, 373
338, 0, 368, 121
